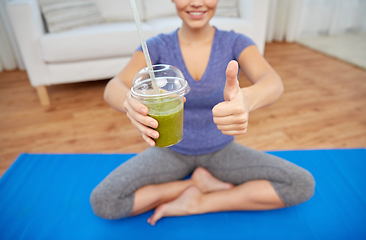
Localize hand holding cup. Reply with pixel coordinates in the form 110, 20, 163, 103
124, 92, 159, 146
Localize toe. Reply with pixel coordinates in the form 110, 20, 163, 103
149, 205, 165, 226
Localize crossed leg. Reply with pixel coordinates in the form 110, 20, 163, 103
91, 143, 314, 224
147, 177, 284, 225
91, 147, 235, 220
146, 143, 315, 225
130, 167, 234, 217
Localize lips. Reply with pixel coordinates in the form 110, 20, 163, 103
187, 11, 207, 19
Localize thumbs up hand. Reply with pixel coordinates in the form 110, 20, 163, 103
212, 60, 249, 135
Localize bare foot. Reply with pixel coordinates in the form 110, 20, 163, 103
191, 167, 234, 193
147, 186, 202, 226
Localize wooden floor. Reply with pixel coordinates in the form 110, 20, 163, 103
1, 42, 366, 176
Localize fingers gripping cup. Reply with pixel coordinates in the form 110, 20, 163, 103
131, 64, 190, 148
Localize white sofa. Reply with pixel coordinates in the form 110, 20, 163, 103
7, 0, 269, 106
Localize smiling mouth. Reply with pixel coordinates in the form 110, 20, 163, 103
187, 11, 207, 16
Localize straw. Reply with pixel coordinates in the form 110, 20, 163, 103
129, 0, 159, 94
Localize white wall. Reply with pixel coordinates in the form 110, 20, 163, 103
0, 0, 25, 72
266, 0, 366, 42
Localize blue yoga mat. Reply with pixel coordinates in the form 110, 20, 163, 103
1, 149, 365, 240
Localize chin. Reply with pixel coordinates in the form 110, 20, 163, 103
184, 19, 212, 29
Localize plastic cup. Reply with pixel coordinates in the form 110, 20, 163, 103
131, 64, 190, 148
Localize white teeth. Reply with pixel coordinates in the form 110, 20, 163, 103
189, 12, 204, 16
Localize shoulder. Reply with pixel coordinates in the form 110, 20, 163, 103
142, 29, 178, 64
147, 29, 178, 47
214, 28, 256, 60
215, 28, 255, 46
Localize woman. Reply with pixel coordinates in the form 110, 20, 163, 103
90, 0, 315, 226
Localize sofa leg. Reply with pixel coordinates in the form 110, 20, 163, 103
36, 85, 51, 106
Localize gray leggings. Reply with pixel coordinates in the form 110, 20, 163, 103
90, 142, 315, 219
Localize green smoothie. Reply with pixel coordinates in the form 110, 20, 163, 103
145, 98, 184, 148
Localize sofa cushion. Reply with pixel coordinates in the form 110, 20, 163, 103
94, 0, 143, 22
40, 22, 156, 63
147, 16, 182, 34
38, 0, 104, 33
144, 0, 177, 20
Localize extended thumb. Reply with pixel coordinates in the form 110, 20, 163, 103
224, 60, 240, 101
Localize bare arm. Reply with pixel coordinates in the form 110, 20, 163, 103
212, 45, 284, 135
104, 51, 159, 146
238, 45, 284, 112
104, 51, 148, 112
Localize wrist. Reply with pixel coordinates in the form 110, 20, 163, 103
241, 87, 255, 112
104, 77, 130, 113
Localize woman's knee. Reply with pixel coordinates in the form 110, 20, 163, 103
90, 185, 134, 220
283, 169, 315, 207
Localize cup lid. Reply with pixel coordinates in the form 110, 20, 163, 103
131, 64, 190, 99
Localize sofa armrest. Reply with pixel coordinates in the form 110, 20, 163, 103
7, 0, 49, 87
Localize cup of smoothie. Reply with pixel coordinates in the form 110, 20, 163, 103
131, 64, 190, 148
